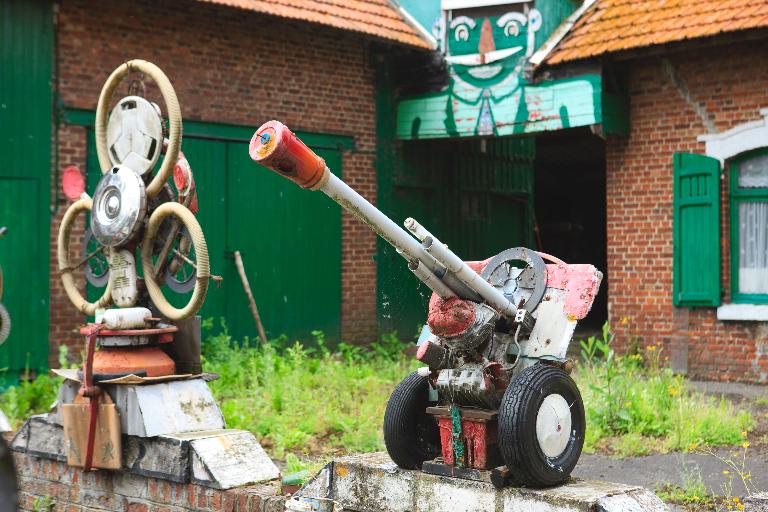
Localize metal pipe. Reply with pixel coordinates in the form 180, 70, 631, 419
408, 259, 455, 299
249, 120, 483, 302
422, 234, 518, 318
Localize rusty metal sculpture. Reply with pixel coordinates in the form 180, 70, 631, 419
249, 120, 602, 488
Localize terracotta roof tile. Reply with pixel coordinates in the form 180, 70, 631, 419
197, 0, 430, 49
548, 0, 768, 64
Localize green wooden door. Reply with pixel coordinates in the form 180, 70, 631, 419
226, 144, 342, 343
0, 0, 52, 383
0, 179, 47, 381
379, 137, 534, 339
85, 126, 343, 345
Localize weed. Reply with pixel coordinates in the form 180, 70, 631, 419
656, 464, 717, 511
575, 323, 753, 456
203, 322, 418, 458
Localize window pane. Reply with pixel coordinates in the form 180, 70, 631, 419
739, 201, 768, 294
738, 153, 768, 188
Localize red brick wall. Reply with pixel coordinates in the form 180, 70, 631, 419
51, 0, 381, 361
14, 452, 285, 511
606, 39, 768, 382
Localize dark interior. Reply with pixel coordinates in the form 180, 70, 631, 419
534, 127, 608, 335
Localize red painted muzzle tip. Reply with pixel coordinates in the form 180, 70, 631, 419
249, 120, 326, 189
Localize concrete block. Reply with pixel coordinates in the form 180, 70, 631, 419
294, 452, 668, 512
11, 415, 67, 462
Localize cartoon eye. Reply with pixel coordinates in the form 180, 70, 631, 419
496, 12, 527, 38
528, 9, 543, 32
449, 16, 476, 42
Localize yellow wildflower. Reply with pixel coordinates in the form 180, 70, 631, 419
741, 431, 748, 438
733, 497, 740, 503
620, 316, 630, 325
668, 385, 680, 397
723, 470, 730, 475
647, 345, 657, 351
738, 504, 745, 511
688, 443, 698, 450
742, 441, 750, 449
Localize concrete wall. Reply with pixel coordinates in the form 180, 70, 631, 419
606, 38, 768, 382
50, 0, 381, 362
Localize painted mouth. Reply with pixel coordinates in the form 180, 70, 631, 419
445, 46, 523, 66
467, 64, 504, 80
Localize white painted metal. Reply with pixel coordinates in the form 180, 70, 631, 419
106, 95, 164, 176
717, 303, 768, 321
109, 250, 139, 307
168, 429, 280, 489
523, 294, 576, 361
535, 393, 572, 458
699, 108, 768, 164
101, 307, 151, 329
422, 235, 518, 317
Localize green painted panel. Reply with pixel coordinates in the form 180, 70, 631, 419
84, 126, 343, 345
395, 0, 602, 139
673, 153, 721, 307
379, 137, 534, 338
0, 179, 48, 380
0, 0, 52, 382
227, 145, 342, 344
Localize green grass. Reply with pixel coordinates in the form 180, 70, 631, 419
202, 322, 419, 458
575, 323, 753, 456
0, 321, 754, 462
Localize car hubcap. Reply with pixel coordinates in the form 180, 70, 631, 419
535, 393, 572, 458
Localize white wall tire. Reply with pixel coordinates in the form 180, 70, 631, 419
498, 364, 585, 487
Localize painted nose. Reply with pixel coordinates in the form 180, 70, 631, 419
478, 17, 495, 61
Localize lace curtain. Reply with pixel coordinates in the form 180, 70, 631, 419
738, 153, 768, 294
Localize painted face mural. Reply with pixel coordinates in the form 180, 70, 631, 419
443, 6, 542, 135
397, 1, 600, 140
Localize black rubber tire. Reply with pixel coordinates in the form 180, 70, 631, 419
498, 364, 585, 487
0, 303, 10, 345
383, 372, 441, 469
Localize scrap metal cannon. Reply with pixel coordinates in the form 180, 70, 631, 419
249, 121, 602, 488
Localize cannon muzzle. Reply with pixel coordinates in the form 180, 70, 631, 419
249, 121, 519, 318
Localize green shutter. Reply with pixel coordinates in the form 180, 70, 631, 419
673, 153, 721, 306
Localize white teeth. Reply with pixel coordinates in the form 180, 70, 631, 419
467, 64, 503, 79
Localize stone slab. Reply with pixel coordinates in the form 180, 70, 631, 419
292, 452, 669, 512
11, 415, 278, 490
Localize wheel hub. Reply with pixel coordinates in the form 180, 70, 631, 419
535, 393, 571, 458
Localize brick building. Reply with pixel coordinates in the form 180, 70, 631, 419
380, 0, 768, 383
4, 0, 768, 383
540, 0, 768, 382
1, 0, 429, 377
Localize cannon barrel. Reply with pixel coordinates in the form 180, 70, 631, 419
249, 121, 520, 317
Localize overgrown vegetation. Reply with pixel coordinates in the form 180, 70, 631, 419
574, 323, 753, 456
0, 320, 755, 465
202, 319, 419, 459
